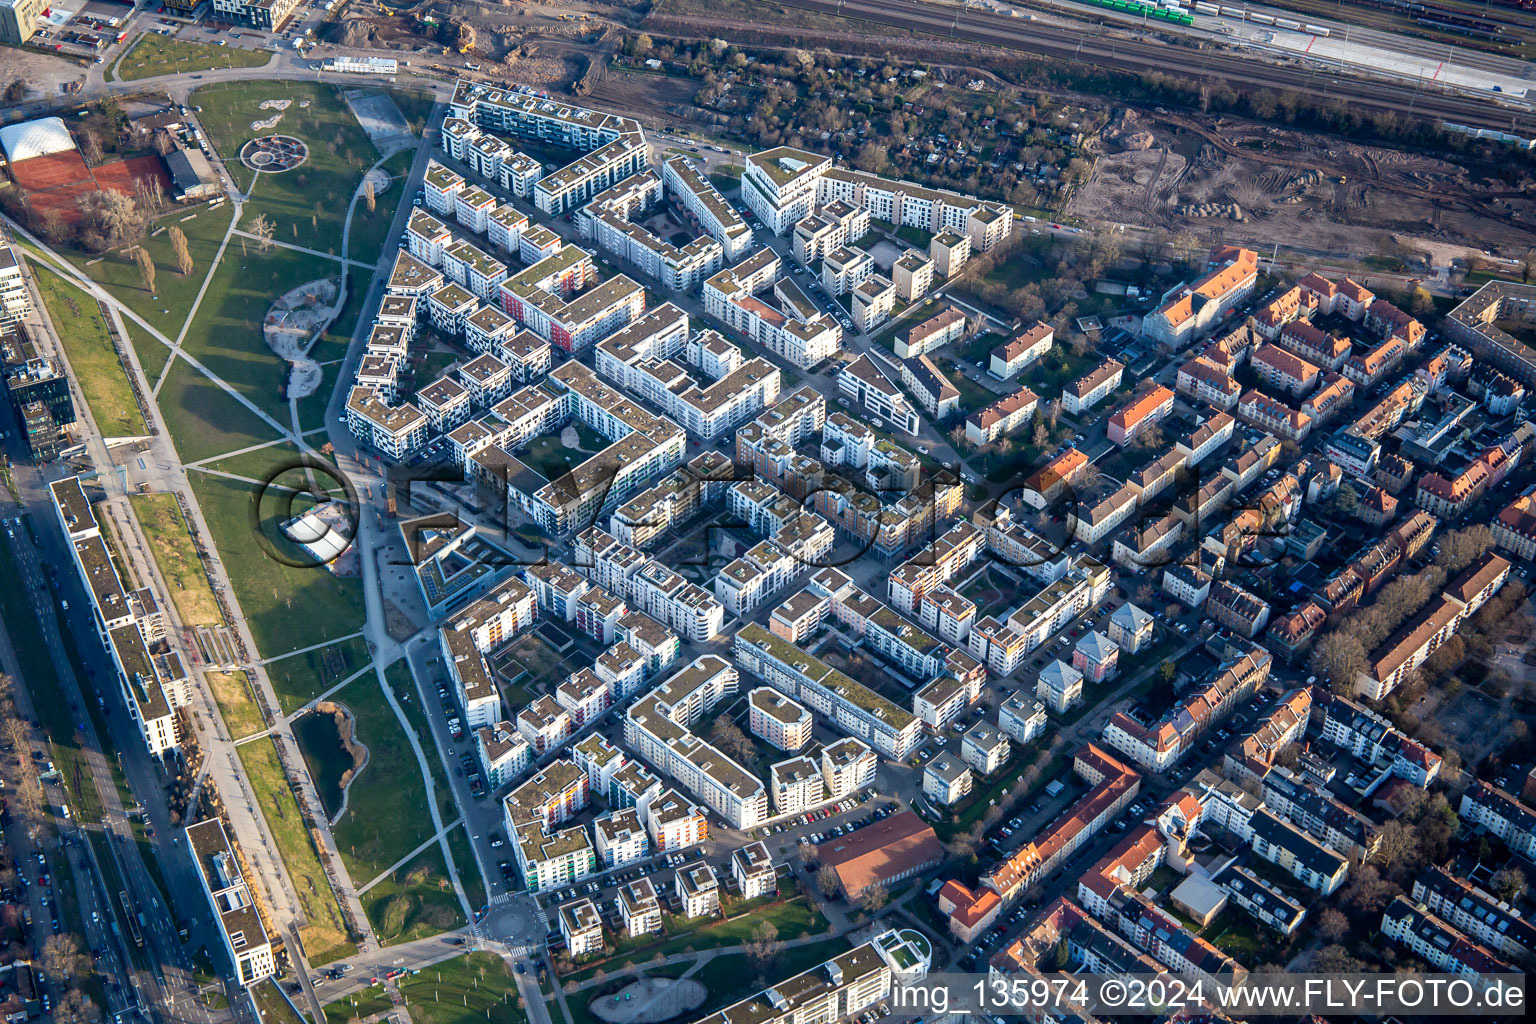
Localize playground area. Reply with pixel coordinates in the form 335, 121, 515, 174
263, 278, 341, 400
589, 978, 707, 1024
239, 134, 308, 173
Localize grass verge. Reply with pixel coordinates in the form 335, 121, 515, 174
399, 953, 527, 1024
329, 673, 436, 883
360, 843, 466, 945
116, 34, 273, 81
128, 492, 225, 627
237, 736, 356, 966
29, 262, 147, 437
184, 471, 366, 658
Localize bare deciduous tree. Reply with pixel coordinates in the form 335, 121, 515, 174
133, 246, 156, 294
365, 179, 376, 214
249, 214, 275, 253
169, 226, 194, 276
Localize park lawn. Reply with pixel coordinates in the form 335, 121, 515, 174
192, 80, 378, 254
157, 359, 282, 464
237, 736, 356, 966
0, 542, 106, 827
207, 671, 265, 740
329, 673, 436, 883
397, 953, 527, 1024
385, 660, 455, 820
174, 239, 341, 425
298, 362, 343, 436
115, 33, 273, 81
265, 634, 371, 714
28, 263, 147, 437
185, 471, 367, 657
688, 937, 855, 1011
124, 322, 171, 390
200, 440, 305, 481
66, 201, 233, 342
323, 983, 394, 1024
360, 843, 466, 945
446, 823, 486, 912
568, 897, 831, 980
128, 492, 224, 627
348, 148, 416, 264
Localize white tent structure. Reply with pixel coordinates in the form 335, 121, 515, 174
0, 117, 77, 163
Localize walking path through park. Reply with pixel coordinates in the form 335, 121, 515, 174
0, 92, 504, 1024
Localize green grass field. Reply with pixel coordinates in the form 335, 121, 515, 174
28, 263, 147, 437
398, 953, 527, 1024
446, 823, 486, 912
236, 736, 355, 966
173, 239, 340, 425
348, 148, 416, 264
385, 660, 455, 820
200, 440, 305, 481
206, 671, 265, 740
185, 471, 366, 657
329, 673, 436, 883
114, 34, 273, 82
158, 361, 282, 464
360, 844, 466, 945
265, 634, 371, 714
65, 201, 233, 343
128, 492, 225, 627
192, 80, 379, 254
323, 982, 394, 1024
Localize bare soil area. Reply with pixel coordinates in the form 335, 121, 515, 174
1072, 108, 1536, 259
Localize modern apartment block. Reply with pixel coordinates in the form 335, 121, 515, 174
703, 248, 843, 368
185, 819, 276, 988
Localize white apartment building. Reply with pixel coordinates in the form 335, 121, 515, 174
821, 737, 878, 798
733, 624, 922, 760
559, 899, 604, 957
475, 722, 533, 789
644, 789, 710, 852
619, 877, 663, 937
675, 862, 721, 918
793, 200, 872, 265
960, 723, 1011, 775
663, 156, 755, 260
838, 353, 921, 435
750, 688, 814, 751
822, 246, 875, 296
732, 842, 778, 899
771, 755, 826, 815
185, 819, 276, 989
703, 248, 843, 369
922, 755, 973, 805
998, 693, 1047, 745
595, 305, 780, 439
1036, 659, 1084, 713
853, 275, 897, 335
715, 540, 798, 618
892, 248, 935, 304
594, 808, 650, 868
625, 656, 768, 829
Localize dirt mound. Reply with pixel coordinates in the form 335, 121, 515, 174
337, 18, 375, 48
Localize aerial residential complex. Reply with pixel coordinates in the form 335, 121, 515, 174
11, 36, 1534, 1016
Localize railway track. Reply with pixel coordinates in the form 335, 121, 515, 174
765, 0, 1536, 134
